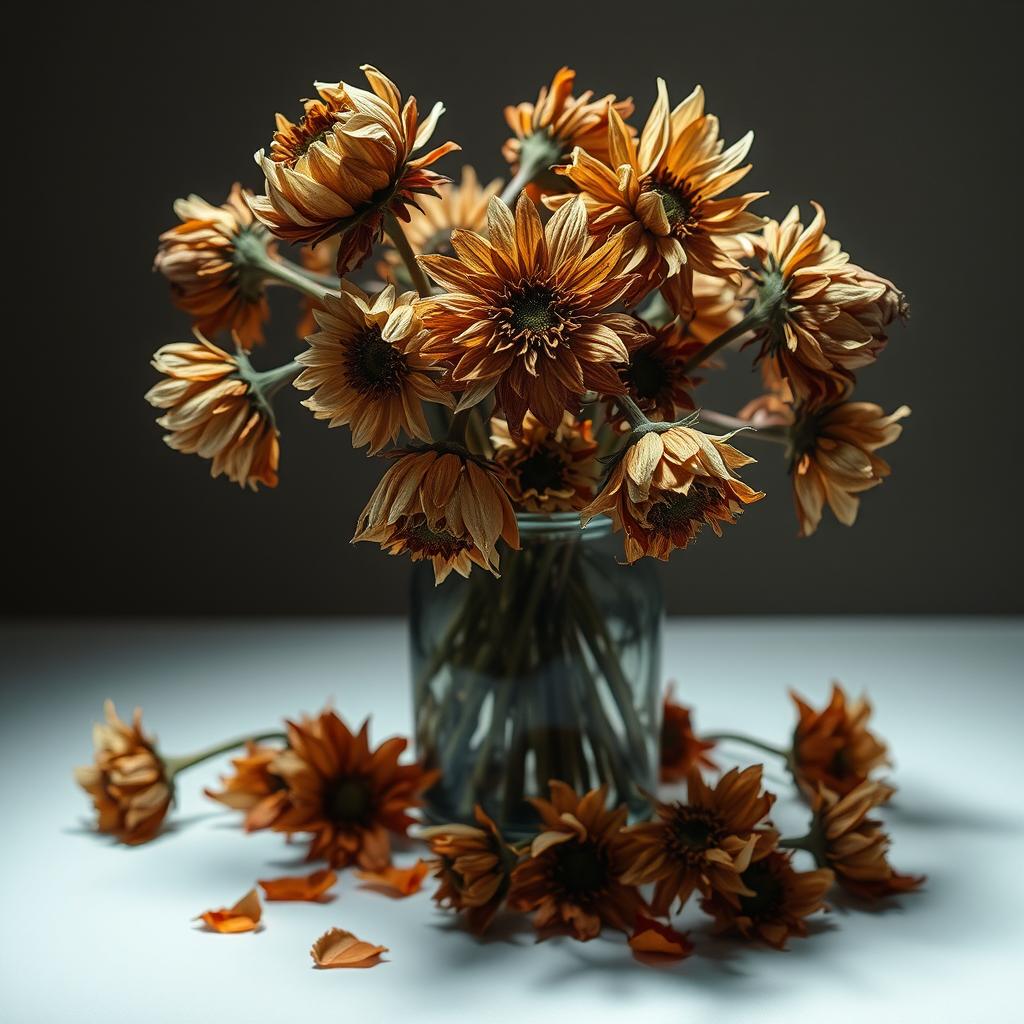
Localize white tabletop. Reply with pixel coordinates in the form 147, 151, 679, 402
2, 618, 1022, 1024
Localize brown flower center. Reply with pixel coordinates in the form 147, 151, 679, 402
344, 325, 408, 395
402, 518, 472, 558
328, 776, 373, 825
647, 484, 724, 531
737, 860, 785, 919
517, 448, 567, 495
646, 179, 696, 234
273, 102, 340, 167
666, 807, 723, 862
627, 348, 670, 401
552, 839, 609, 899
508, 286, 560, 335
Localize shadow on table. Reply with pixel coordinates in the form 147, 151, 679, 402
63, 811, 221, 844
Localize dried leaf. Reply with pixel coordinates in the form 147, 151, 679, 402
258, 868, 337, 902
195, 888, 262, 934
310, 928, 388, 969
628, 913, 693, 959
355, 859, 429, 898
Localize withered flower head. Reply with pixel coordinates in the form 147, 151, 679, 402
380, 165, 503, 279
490, 411, 601, 512
548, 80, 764, 317
144, 336, 281, 490
416, 194, 648, 436
249, 66, 459, 275
580, 424, 764, 562
659, 687, 717, 783
791, 683, 890, 797
749, 203, 908, 403
74, 700, 172, 845
294, 283, 452, 454
204, 740, 288, 832
700, 850, 833, 949
503, 67, 634, 197
807, 780, 924, 900
420, 805, 521, 934
354, 448, 520, 584
269, 710, 437, 870
622, 766, 778, 915
507, 781, 647, 941
154, 183, 275, 350
787, 400, 910, 537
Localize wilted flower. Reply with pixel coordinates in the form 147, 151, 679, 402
204, 740, 288, 832
74, 701, 172, 846
354, 448, 520, 583
659, 688, 717, 783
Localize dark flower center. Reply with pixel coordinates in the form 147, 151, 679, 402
627, 348, 670, 400
345, 325, 407, 395
517, 449, 567, 495
552, 840, 608, 897
328, 776, 373, 824
647, 485, 722, 530
738, 860, 785, 919
508, 286, 559, 334
666, 806, 722, 862
403, 518, 472, 558
673, 815, 715, 850
647, 181, 694, 232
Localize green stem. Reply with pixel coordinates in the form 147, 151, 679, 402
163, 731, 287, 778
696, 409, 787, 443
681, 306, 766, 376
254, 251, 337, 301
500, 162, 538, 208
384, 212, 433, 298
617, 394, 651, 430
251, 360, 302, 400
704, 732, 789, 760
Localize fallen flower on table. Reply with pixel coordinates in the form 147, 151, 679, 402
196, 888, 262, 933
355, 859, 430, 897
628, 913, 694, 960
258, 868, 338, 902
310, 928, 388, 969
205, 739, 288, 831
659, 686, 717, 783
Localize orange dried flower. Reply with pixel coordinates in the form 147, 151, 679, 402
659, 688, 717, 783
204, 740, 288, 832
580, 425, 763, 562
628, 913, 694, 959
269, 710, 437, 870
421, 805, 521, 934
74, 700, 171, 846
154, 183, 275, 350
791, 683, 889, 797
808, 781, 924, 900
507, 782, 648, 941
310, 928, 388, 969
355, 859, 431, 898
196, 888, 262, 934
700, 850, 833, 949
622, 766, 778, 915
354, 448, 520, 584
258, 868, 338, 902
249, 66, 458, 275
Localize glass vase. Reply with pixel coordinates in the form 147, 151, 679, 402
409, 512, 663, 836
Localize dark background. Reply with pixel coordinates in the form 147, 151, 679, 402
12, 0, 1022, 616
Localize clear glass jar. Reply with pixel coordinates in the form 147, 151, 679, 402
409, 512, 663, 837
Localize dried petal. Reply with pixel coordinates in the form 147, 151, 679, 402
258, 868, 337, 902
310, 928, 388, 968
196, 888, 262, 933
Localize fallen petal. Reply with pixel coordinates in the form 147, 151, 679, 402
195, 888, 262, 933
355, 859, 430, 897
628, 913, 693, 959
311, 927, 388, 968
258, 868, 338, 902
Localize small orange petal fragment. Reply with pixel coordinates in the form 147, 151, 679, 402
628, 913, 693, 959
258, 868, 338, 902
195, 887, 262, 933
310, 928, 388, 969
355, 859, 430, 897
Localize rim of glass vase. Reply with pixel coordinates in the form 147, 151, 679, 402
515, 511, 612, 540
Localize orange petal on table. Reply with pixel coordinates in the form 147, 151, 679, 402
355, 859, 430, 897
628, 913, 693, 959
258, 868, 338, 902
310, 928, 388, 969
195, 888, 262, 933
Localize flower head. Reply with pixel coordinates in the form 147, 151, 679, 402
659, 688, 717, 783
74, 701, 171, 845
549, 80, 764, 316
268, 710, 437, 870
249, 66, 459, 275
417, 194, 648, 436
294, 283, 452, 454
154, 183, 275, 350
749, 203, 908, 403
421, 805, 521, 934
144, 336, 281, 490
354, 448, 519, 583
204, 740, 288, 832
491, 411, 601, 512
700, 850, 833, 949
507, 781, 647, 940
503, 67, 634, 197
808, 781, 924, 900
791, 683, 889, 797
622, 766, 778, 915
580, 424, 763, 562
